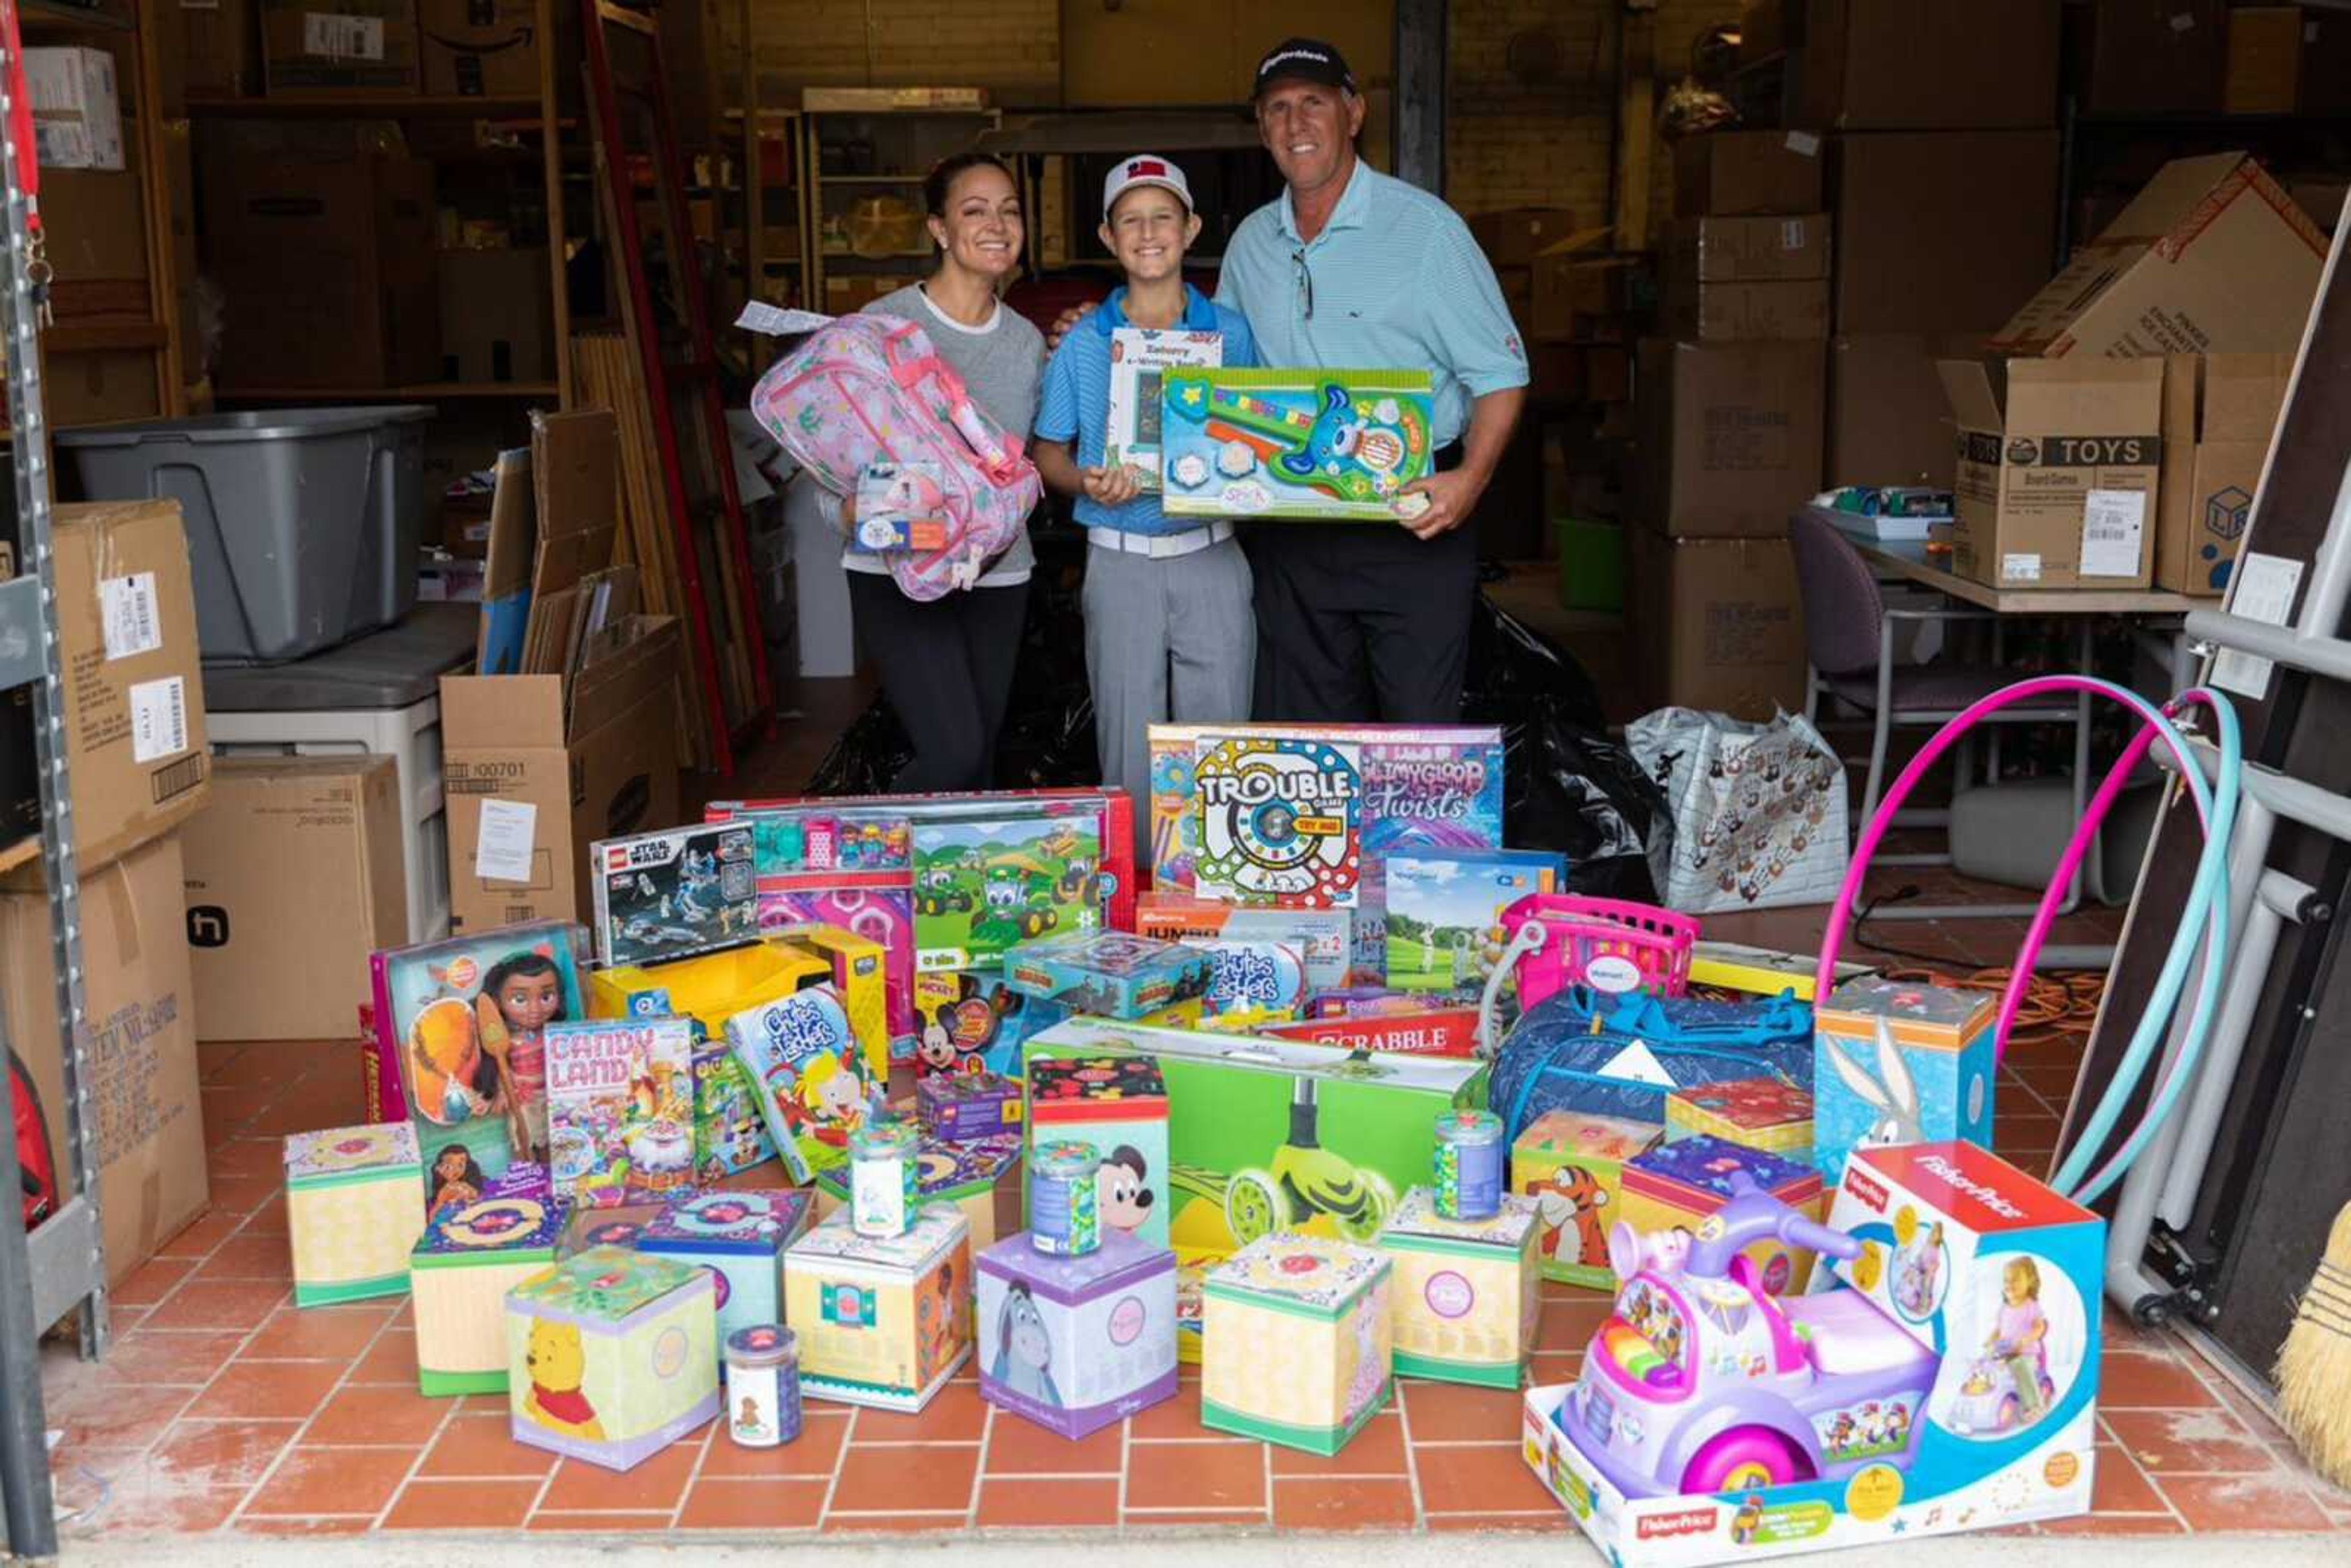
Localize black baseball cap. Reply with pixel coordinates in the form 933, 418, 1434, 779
1252, 37, 1357, 100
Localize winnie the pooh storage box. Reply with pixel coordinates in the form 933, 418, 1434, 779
410, 1163, 565, 1395
783, 1202, 974, 1411
637, 1187, 816, 1352
285, 1122, 427, 1307
504, 1246, 720, 1471
1201, 1233, 1393, 1455
976, 1229, 1180, 1438
1377, 1187, 1540, 1389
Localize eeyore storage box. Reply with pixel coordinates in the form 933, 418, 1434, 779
1812, 977, 1995, 1186
411, 1164, 564, 1394
1201, 1234, 1393, 1456
976, 1229, 1180, 1438
783, 1203, 974, 1411
1378, 1188, 1540, 1389
285, 1122, 426, 1307
504, 1246, 720, 1471
638, 1187, 815, 1351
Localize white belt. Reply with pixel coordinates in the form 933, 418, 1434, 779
1089, 520, 1234, 558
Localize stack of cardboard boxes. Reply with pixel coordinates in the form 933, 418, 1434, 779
1, 503, 213, 1286
1623, 133, 1828, 719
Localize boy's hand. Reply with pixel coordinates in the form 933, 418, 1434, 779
1081, 464, 1142, 507
1048, 301, 1100, 353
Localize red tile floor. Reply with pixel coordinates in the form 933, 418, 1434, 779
36, 1007, 2351, 1545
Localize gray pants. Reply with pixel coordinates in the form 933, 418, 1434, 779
1082, 535, 1256, 866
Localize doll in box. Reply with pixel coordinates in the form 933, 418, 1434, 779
427, 1147, 487, 1225
481, 950, 569, 1163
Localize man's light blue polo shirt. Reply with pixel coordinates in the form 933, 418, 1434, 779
1035, 283, 1260, 536
1214, 162, 1529, 449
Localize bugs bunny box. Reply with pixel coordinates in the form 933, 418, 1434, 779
1812, 978, 1997, 1187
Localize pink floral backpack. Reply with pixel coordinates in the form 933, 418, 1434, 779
751, 313, 1041, 601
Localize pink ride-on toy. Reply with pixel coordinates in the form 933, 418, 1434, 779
1556, 1172, 1940, 1498
1944, 1349, 2054, 1436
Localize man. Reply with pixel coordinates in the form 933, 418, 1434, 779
1221, 38, 1528, 722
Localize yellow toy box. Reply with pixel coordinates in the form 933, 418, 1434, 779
1378, 1187, 1541, 1389
1201, 1232, 1393, 1456
504, 1246, 721, 1471
783, 1202, 974, 1411
285, 1122, 426, 1307
410, 1164, 564, 1395
1513, 1111, 1662, 1290
588, 939, 830, 1043
783, 924, 892, 1076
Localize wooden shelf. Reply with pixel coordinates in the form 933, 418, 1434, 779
819, 173, 928, 184
186, 94, 544, 120
19, 0, 132, 32
45, 320, 166, 353
214, 381, 561, 401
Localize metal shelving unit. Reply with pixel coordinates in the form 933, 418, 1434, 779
1, 1, 110, 1556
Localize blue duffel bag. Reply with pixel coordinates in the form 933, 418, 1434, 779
1487, 985, 1813, 1141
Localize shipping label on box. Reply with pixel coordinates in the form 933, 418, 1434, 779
1106, 328, 1223, 490
25, 47, 123, 171
1665, 215, 1830, 283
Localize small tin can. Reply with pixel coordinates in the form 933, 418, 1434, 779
724, 1324, 803, 1448
1434, 1108, 1505, 1220
1029, 1140, 1102, 1256
850, 1119, 922, 1239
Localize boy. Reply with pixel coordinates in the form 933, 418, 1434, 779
1035, 156, 1260, 861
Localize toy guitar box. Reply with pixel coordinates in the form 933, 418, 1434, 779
1147, 726, 1505, 978
543, 1018, 696, 1207
1521, 1139, 2100, 1566
372, 921, 590, 1200
590, 823, 760, 969
1160, 367, 1435, 520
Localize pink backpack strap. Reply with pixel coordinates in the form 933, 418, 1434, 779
879, 317, 1029, 484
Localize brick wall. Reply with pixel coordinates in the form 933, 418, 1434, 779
732, 0, 1061, 105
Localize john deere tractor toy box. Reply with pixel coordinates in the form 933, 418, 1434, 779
1160, 367, 1436, 520
1022, 1016, 1487, 1363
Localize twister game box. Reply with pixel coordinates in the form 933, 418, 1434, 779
1160, 368, 1435, 520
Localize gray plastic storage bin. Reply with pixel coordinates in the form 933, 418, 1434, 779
58, 405, 433, 665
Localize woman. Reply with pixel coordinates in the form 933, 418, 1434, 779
828, 152, 1043, 792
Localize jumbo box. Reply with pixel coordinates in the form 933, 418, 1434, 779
506, 1247, 720, 1471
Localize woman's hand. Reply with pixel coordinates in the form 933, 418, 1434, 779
1081, 464, 1142, 508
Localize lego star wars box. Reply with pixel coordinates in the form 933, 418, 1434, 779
591, 823, 760, 969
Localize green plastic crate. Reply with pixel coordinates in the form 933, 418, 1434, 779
1554, 516, 1624, 612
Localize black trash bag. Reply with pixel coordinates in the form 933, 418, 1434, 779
1460, 593, 1674, 903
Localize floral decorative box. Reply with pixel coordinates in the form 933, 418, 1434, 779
285, 1122, 425, 1308
637, 1188, 816, 1351
782, 1204, 974, 1412
411, 1161, 564, 1395
1200, 1233, 1393, 1455
1376, 1187, 1540, 1389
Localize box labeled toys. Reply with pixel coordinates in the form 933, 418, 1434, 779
726, 986, 889, 1184
783, 1204, 975, 1411
1665, 1077, 1814, 1158
816, 1129, 1025, 1255
1378, 1187, 1540, 1389
410, 1162, 564, 1395
1202, 1233, 1393, 1455
1621, 1135, 1826, 1295
1003, 931, 1216, 1019
1161, 367, 1435, 520
1106, 326, 1223, 489
1812, 976, 1997, 1186
1520, 1139, 2099, 1564
591, 822, 760, 969
1384, 849, 1567, 996
1026, 1054, 1171, 1250
544, 1018, 696, 1207
639, 1188, 816, 1350
976, 1228, 1180, 1438
505, 1246, 720, 1471
285, 1122, 426, 1307
1515, 1111, 1662, 1289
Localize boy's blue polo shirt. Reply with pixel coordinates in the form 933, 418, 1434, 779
1035, 283, 1259, 537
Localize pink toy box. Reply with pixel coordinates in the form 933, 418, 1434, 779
1521, 1140, 2100, 1565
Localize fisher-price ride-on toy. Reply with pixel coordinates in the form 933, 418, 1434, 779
1944, 1350, 2055, 1436
1559, 1172, 1941, 1498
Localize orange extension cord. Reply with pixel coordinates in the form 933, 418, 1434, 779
1879, 966, 2107, 1051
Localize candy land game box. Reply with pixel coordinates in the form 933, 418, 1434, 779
543, 1018, 697, 1208
1160, 368, 1434, 520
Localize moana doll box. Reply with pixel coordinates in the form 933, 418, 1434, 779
816, 1128, 1024, 1255
410, 1164, 564, 1395
637, 1188, 816, 1351
975, 1229, 1179, 1439
1201, 1233, 1393, 1456
285, 1122, 426, 1307
1376, 1187, 1540, 1390
504, 1246, 720, 1472
1513, 1111, 1663, 1291
782, 1204, 975, 1412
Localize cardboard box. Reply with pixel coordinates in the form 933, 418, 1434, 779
2290, 177, 2349, 236
1, 835, 205, 1291
438, 248, 553, 383
1662, 280, 1828, 343
1790, 0, 2058, 129
1467, 207, 1580, 268
441, 620, 681, 934
2069, 0, 2225, 118
419, 0, 540, 97
1672, 131, 1823, 217
1530, 254, 1640, 344
44, 349, 161, 426
2156, 352, 2292, 595
1991, 153, 2327, 360
205, 150, 439, 389
45, 153, 149, 285
1663, 214, 1829, 283
2225, 7, 2303, 116
181, 757, 408, 1040
1940, 356, 2164, 591
25, 47, 124, 171
1626, 528, 1807, 720
1632, 339, 1825, 538
261, 0, 421, 94
186, 0, 260, 97
1832, 132, 2060, 336
1826, 332, 1984, 489
0, 501, 210, 887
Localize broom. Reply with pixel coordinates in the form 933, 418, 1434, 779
2276, 1199, 2351, 1487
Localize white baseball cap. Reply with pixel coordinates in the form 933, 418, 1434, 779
1102, 154, 1193, 222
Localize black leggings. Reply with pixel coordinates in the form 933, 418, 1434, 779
846, 572, 1029, 792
